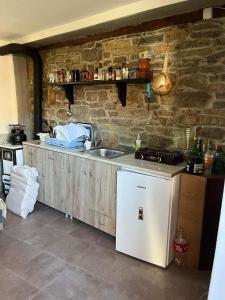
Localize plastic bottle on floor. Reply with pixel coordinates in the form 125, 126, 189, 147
173, 227, 188, 267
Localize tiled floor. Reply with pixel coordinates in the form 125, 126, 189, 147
0, 202, 210, 300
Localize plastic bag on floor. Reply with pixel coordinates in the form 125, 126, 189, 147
6, 165, 39, 219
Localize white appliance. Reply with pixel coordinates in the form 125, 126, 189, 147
116, 169, 180, 268
1, 144, 23, 194
208, 182, 225, 300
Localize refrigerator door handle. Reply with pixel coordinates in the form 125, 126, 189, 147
137, 185, 146, 189
138, 207, 144, 220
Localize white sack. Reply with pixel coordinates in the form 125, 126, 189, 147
6, 165, 39, 219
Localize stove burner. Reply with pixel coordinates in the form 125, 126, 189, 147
135, 148, 184, 165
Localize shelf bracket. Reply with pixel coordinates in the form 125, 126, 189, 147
62, 85, 74, 104
116, 82, 127, 107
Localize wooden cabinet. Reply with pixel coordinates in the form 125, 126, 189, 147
23, 144, 118, 236
177, 173, 224, 269
23, 145, 73, 216
72, 158, 118, 235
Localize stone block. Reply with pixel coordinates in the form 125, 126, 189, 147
85, 91, 98, 102
71, 105, 90, 120
89, 108, 106, 118
192, 21, 222, 31
175, 91, 211, 108
113, 56, 128, 65
213, 101, 225, 109
216, 92, 225, 100
208, 83, 225, 92
104, 39, 131, 52
98, 91, 109, 102
207, 50, 225, 62
198, 65, 225, 74
177, 75, 208, 90
175, 39, 211, 51
105, 102, 117, 110
56, 109, 68, 121
191, 30, 222, 39
164, 28, 190, 43
81, 48, 102, 62
138, 34, 164, 45
197, 127, 225, 140
103, 52, 111, 59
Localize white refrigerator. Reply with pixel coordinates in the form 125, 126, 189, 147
116, 169, 180, 268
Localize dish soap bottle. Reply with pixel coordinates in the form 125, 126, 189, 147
135, 134, 141, 150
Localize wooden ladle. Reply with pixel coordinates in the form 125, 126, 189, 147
151, 50, 173, 95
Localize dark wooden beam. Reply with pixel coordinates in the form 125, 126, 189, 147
38, 6, 225, 51
38, 10, 203, 51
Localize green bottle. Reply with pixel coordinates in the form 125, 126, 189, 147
186, 136, 203, 175
212, 145, 225, 174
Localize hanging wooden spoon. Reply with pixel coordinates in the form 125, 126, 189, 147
151, 50, 173, 95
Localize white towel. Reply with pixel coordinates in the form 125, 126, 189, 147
54, 123, 89, 143
0, 198, 7, 218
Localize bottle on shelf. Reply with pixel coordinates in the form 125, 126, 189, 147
212, 145, 225, 175
94, 67, 98, 80
204, 140, 214, 176
98, 63, 103, 80
108, 66, 113, 80
122, 62, 129, 79
173, 227, 188, 267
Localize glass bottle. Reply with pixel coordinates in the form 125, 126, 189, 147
108, 66, 113, 80
204, 140, 214, 176
212, 145, 225, 174
186, 137, 204, 175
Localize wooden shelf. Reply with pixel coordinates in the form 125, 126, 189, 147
49, 78, 151, 106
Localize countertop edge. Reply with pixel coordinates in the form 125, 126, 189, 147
23, 141, 185, 178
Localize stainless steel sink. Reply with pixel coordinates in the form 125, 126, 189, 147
87, 148, 126, 159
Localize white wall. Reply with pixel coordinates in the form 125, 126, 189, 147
0, 55, 18, 134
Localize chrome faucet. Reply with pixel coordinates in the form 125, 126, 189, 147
94, 139, 103, 148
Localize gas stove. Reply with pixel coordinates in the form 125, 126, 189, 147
135, 148, 184, 165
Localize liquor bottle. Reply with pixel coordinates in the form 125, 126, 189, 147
204, 140, 214, 176
195, 137, 204, 175
186, 136, 204, 175
212, 145, 225, 174
186, 136, 198, 174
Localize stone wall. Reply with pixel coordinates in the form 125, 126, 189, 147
40, 18, 225, 149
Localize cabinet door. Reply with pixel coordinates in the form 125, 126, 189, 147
86, 160, 118, 236
42, 150, 73, 215
116, 170, 172, 268
73, 157, 90, 222
23, 145, 32, 165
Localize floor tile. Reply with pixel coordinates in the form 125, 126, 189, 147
24, 224, 66, 250
0, 237, 42, 275
44, 234, 91, 266
0, 265, 38, 300
69, 222, 106, 244
20, 251, 66, 288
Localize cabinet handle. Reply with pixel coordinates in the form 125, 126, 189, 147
83, 170, 86, 176
90, 171, 92, 177
138, 207, 144, 220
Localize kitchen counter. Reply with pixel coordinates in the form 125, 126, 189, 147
23, 140, 185, 178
